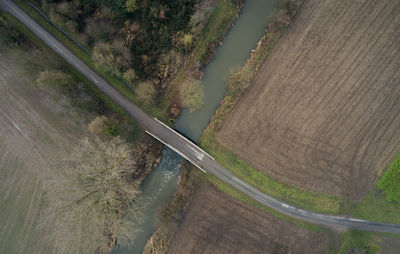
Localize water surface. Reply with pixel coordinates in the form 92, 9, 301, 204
111, 0, 278, 253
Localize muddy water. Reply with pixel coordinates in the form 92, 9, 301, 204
111, 0, 278, 253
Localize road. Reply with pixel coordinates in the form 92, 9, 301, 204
2, 0, 400, 234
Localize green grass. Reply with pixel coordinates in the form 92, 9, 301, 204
12, 0, 164, 117
338, 153, 400, 225
337, 231, 380, 254
201, 133, 343, 214
377, 153, 400, 203
346, 188, 400, 225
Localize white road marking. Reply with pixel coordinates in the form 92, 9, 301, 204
145, 130, 206, 173
349, 218, 366, 222
154, 118, 215, 160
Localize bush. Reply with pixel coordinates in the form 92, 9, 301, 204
123, 68, 137, 85
88, 115, 109, 135
181, 33, 193, 47
136, 81, 156, 105
125, 0, 139, 13
180, 79, 204, 112
106, 124, 120, 136
226, 65, 252, 95
92, 40, 132, 75
36, 69, 73, 94
85, 18, 115, 44
0, 15, 26, 47
377, 154, 400, 203
42, 137, 140, 254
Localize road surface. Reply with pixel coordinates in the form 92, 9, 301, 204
2, 0, 400, 234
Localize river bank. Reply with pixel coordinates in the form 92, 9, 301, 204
110, 1, 244, 253
142, 0, 305, 252
199, 0, 344, 215
3, 0, 245, 252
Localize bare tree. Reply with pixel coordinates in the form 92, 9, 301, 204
42, 137, 140, 254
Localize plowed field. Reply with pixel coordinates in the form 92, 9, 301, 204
168, 185, 329, 253
217, 0, 400, 200
0, 52, 86, 253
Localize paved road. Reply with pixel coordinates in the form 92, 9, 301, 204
2, 0, 400, 234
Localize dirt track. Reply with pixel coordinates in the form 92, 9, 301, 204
168, 185, 330, 254
217, 0, 400, 200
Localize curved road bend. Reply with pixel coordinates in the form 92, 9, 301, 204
2, 0, 400, 234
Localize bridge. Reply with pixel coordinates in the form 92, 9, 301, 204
2, 0, 400, 234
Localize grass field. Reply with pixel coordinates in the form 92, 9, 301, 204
206, 0, 400, 215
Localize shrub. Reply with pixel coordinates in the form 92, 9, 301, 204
136, 81, 156, 105
92, 40, 131, 75
85, 18, 115, 44
36, 69, 73, 94
125, 0, 139, 12
0, 15, 25, 47
123, 68, 137, 85
181, 33, 193, 47
180, 79, 204, 112
189, 0, 216, 34
42, 137, 140, 254
226, 65, 252, 95
106, 124, 120, 136
88, 115, 109, 135
377, 154, 400, 203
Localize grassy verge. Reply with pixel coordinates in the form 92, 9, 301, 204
337, 231, 380, 254
346, 153, 400, 224
377, 153, 400, 202
144, 163, 336, 253
200, 0, 344, 214
205, 173, 324, 232
12, 0, 163, 117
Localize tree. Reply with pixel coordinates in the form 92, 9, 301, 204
136, 81, 156, 105
180, 79, 204, 112
125, 0, 139, 12
92, 40, 132, 75
42, 137, 140, 254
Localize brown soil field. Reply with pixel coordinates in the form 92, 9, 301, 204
168, 185, 330, 254
217, 0, 400, 200
0, 51, 88, 253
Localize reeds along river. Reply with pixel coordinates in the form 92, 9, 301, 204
110, 0, 278, 253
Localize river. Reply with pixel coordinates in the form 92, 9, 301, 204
110, 0, 278, 253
